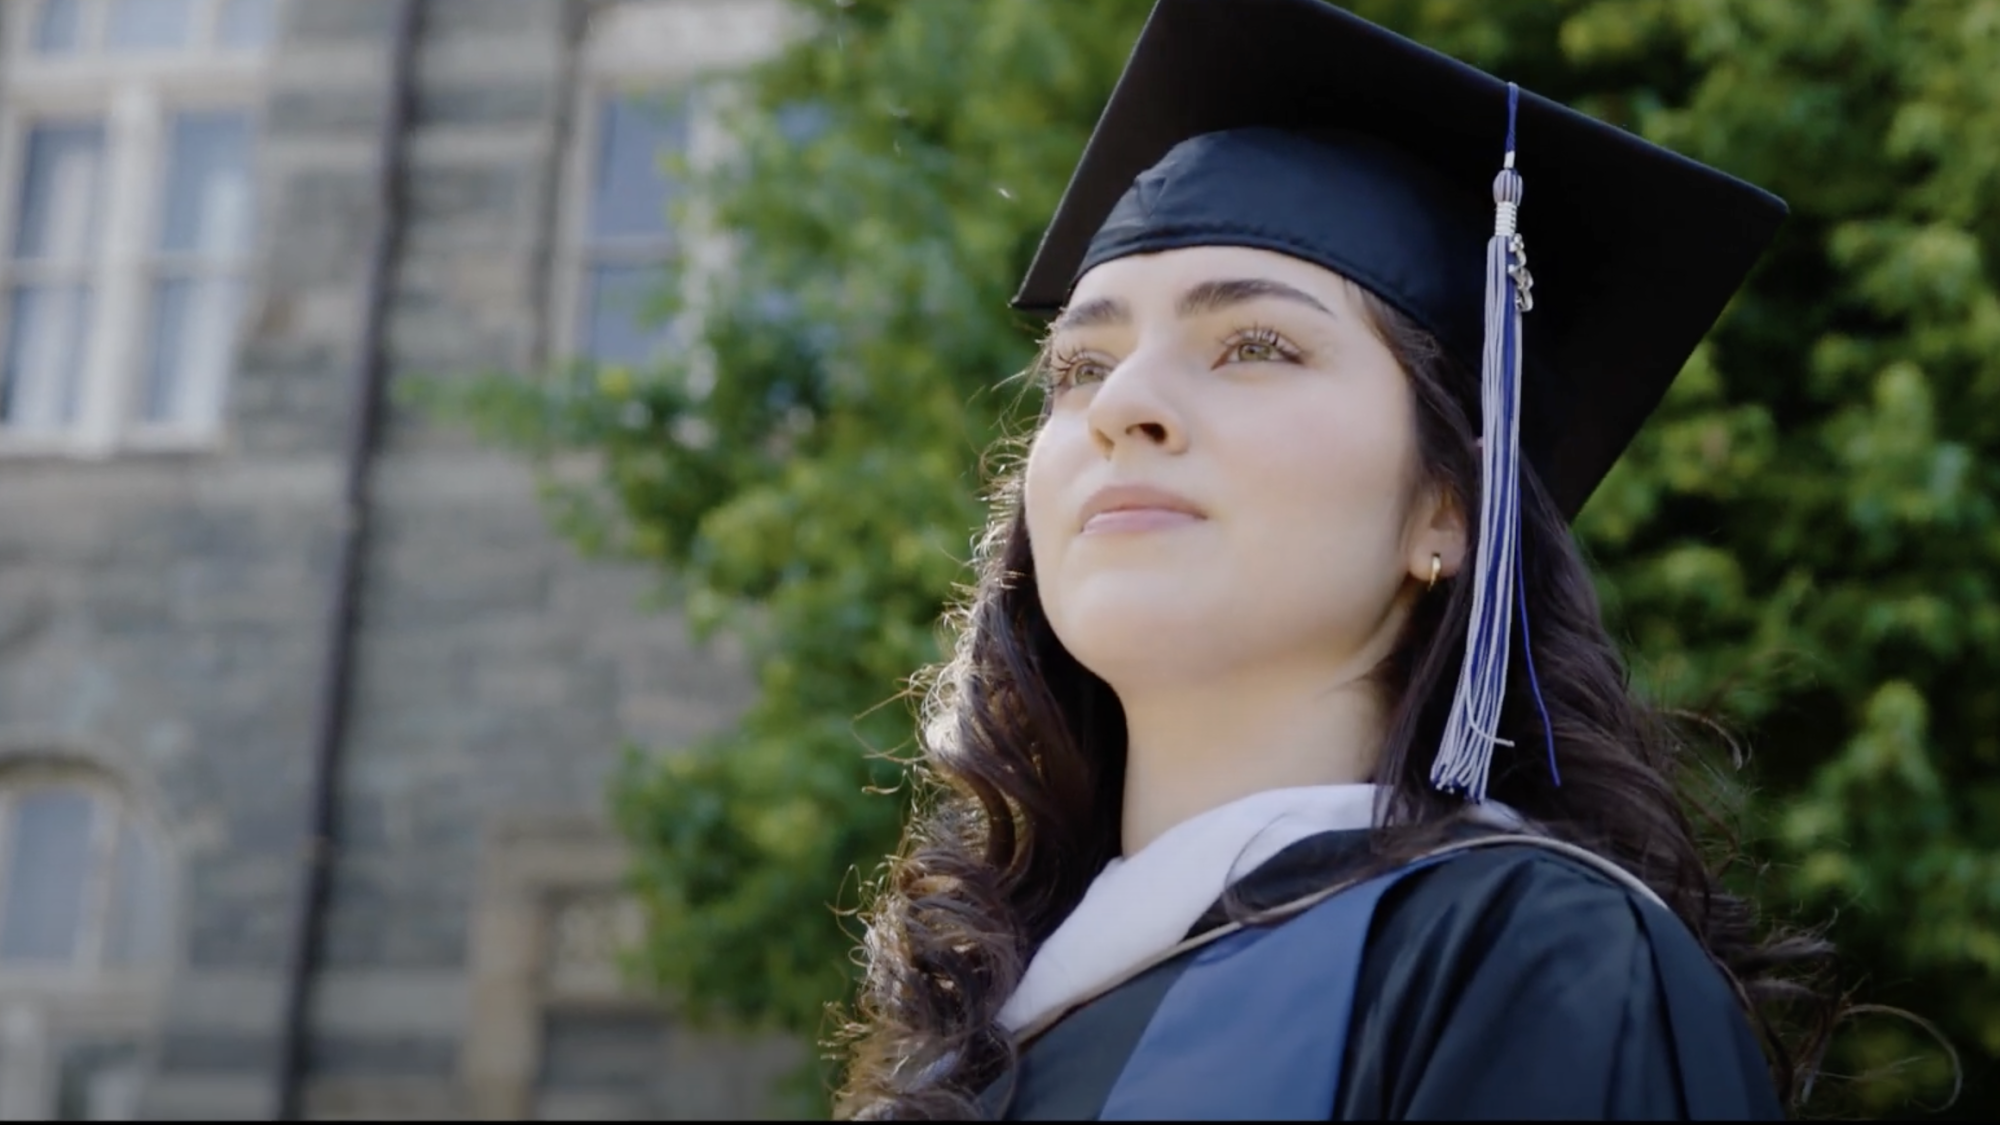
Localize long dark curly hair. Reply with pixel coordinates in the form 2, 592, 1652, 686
831, 284, 1840, 1119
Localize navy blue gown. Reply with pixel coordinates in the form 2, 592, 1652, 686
980, 830, 1784, 1120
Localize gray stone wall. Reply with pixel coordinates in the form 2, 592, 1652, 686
2, 0, 782, 1118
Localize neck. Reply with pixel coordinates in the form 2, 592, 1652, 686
1116, 658, 1390, 855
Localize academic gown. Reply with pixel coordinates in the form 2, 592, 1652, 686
980, 829, 1784, 1120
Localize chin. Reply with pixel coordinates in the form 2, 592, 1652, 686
1048, 585, 1236, 684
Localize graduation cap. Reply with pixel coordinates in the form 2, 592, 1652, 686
1012, 0, 1787, 802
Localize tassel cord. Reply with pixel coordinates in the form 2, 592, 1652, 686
1431, 221, 1524, 801
1432, 81, 1560, 800
1507, 317, 1560, 788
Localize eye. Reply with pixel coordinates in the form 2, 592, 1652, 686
1219, 326, 1305, 367
1043, 346, 1115, 391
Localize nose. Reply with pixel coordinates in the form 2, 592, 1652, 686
1086, 354, 1188, 457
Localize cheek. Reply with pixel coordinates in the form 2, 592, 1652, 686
1229, 380, 1421, 586
1253, 386, 1414, 515
1021, 418, 1082, 578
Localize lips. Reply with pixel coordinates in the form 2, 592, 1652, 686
1077, 483, 1207, 533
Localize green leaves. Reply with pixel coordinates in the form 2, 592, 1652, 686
1530, 0, 2000, 1111
420, 0, 2000, 1114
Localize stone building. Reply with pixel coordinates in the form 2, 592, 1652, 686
0, 0, 799, 1117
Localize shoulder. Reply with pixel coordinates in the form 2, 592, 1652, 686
1395, 840, 1666, 924
1341, 843, 1783, 1119
1372, 840, 1733, 1008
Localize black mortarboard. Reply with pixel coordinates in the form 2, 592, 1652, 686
1012, 0, 1787, 802
1014, 0, 1785, 521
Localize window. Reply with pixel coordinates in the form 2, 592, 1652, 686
0, 121, 103, 432
461, 814, 802, 1120
140, 109, 253, 428
0, 0, 274, 455
27, 0, 277, 57
0, 770, 172, 1122
565, 89, 690, 368
532, 890, 669, 1118
557, 0, 793, 369
0, 782, 171, 969
462, 816, 668, 1119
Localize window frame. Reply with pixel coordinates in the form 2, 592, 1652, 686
0, 112, 105, 434
461, 814, 665, 1120
549, 0, 791, 368
12, 0, 277, 62
551, 75, 696, 370
0, 763, 174, 1123
0, 774, 172, 988
0, 0, 275, 459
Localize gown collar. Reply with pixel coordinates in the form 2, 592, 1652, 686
997, 784, 1522, 1034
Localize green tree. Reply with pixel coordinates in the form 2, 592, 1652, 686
424, 0, 1153, 1076
428, 0, 1997, 1115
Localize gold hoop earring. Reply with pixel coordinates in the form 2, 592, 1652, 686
1427, 554, 1442, 591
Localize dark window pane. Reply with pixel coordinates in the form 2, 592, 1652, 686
56, 1040, 144, 1121
141, 276, 241, 426
104, 820, 169, 966
105, 0, 194, 51
34, 0, 86, 53
589, 95, 687, 242
583, 263, 674, 366
0, 788, 96, 962
11, 122, 106, 262
2, 284, 94, 430
216, 0, 278, 49
157, 111, 255, 256
536, 1000, 668, 1088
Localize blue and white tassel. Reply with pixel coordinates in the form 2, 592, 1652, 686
1430, 83, 1559, 802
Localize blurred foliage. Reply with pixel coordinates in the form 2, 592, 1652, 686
423, 0, 2000, 1115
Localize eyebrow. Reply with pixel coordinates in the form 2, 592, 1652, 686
1051, 276, 1336, 331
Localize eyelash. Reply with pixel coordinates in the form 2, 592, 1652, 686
1040, 345, 1109, 391
1224, 324, 1307, 366
1041, 324, 1308, 391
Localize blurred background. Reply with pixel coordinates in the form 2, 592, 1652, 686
0, 0, 1994, 1119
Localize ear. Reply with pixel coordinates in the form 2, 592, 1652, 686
1407, 480, 1470, 585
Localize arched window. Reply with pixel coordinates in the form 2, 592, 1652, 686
0, 766, 172, 1121
0, 779, 170, 970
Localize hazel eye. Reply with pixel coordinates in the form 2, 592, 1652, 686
1069, 357, 1114, 384
1045, 349, 1114, 391
1219, 326, 1304, 367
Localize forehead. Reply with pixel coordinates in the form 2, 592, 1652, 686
1066, 244, 1355, 313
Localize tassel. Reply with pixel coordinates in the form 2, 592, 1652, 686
1431, 83, 1557, 801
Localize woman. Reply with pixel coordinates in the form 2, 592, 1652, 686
837, 0, 1833, 1118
